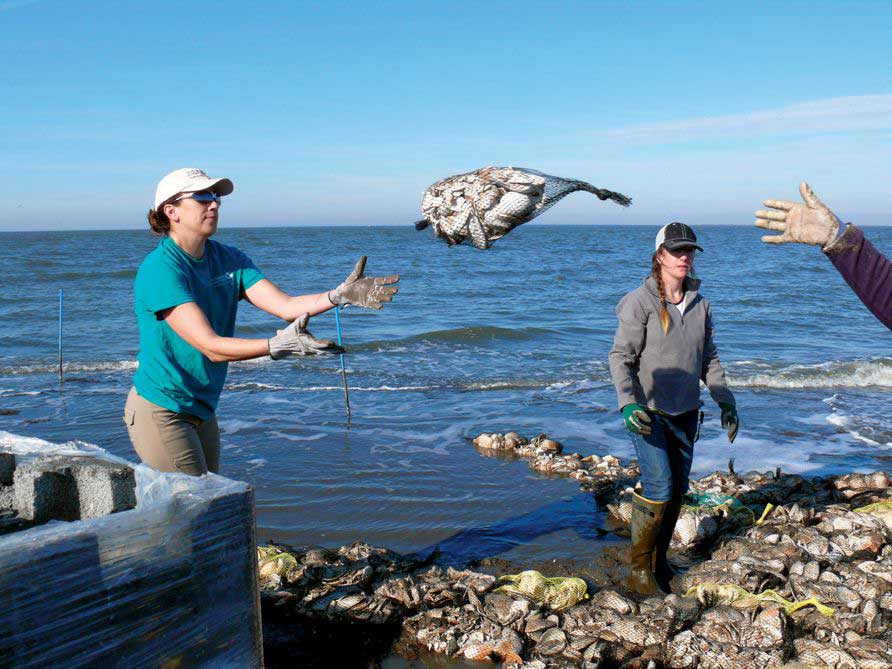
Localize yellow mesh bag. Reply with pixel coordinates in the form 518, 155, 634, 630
257, 546, 300, 578
854, 500, 892, 528
496, 570, 588, 611
685, 582, 833, 617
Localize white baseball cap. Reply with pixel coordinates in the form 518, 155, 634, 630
153, 168, 234, 210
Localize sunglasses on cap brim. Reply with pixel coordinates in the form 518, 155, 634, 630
176, 192, 222, 204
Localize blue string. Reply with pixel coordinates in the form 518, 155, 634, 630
333, 306, 351, 423
334, 306, 346, 369
58, 288, 63, 382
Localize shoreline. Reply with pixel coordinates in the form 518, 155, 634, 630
257, 438, 892, 668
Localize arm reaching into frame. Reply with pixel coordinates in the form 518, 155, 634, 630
755, 182, 892, 329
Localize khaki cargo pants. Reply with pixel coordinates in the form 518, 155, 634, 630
123, 387, 220, 476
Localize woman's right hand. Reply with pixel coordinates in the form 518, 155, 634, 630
755, 182, 842, 249
268, 314, 345, 360
621, 403, 652, 436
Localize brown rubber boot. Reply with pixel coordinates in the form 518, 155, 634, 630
653, 493, 683, 593
624, 493, 667, 596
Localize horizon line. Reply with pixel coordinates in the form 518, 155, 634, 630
3, 221, 892, 234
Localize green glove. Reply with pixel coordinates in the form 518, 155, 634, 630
621, 404, 652, 436
719, 402, 739, 443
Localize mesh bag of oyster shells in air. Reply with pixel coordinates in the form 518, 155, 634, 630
418, 166, 631, 249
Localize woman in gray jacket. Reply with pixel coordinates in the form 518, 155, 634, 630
608, 222, 738, 595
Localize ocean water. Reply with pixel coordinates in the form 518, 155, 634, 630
1, 224, 891, 564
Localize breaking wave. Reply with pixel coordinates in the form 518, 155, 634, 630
0, 360, 138, 376
729, 358, 892, 389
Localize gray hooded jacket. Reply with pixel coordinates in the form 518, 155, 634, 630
608, 276, 735, 414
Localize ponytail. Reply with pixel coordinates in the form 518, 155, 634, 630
651, 252, 671, 335
147, 207, 171, 235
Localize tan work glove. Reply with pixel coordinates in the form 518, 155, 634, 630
268, 314, 345, 360
328, 256, 400, 310
754, 182, 842, 249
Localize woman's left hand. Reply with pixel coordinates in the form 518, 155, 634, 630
328, 256, 400, 310
719, 402, 739, 443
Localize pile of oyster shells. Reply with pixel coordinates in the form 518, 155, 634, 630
257, 434, 892, 668
472, 432, 640, 498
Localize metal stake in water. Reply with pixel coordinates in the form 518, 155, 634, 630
58, 288, 63, 383
333, 306, 351, 426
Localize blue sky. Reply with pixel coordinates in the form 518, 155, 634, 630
2, 0, 891, 230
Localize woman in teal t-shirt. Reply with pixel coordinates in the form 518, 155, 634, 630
124, 168, 399, 475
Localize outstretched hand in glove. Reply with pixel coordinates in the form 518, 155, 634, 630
328, 256, 400, 309
755, 182, 842, 249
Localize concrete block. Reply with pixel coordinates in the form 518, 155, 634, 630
67, 457, 136, 519
13, 460, 78, 523
12, 456, 136, 523
10, 454, 136, 529
0, 452, 14, 485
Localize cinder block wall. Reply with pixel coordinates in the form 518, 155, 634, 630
0, 445, 262, 668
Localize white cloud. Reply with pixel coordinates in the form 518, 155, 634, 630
601, 94, 892, 143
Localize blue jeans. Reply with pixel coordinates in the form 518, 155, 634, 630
628, 409, 699, 502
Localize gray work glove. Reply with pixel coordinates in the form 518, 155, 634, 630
328, 256, 399, 309
754, 182, 842, 249
268, 314, 345, 360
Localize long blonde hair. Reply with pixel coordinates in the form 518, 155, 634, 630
651, 251, 671, 335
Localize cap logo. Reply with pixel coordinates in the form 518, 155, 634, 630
183, 168, 208, 179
